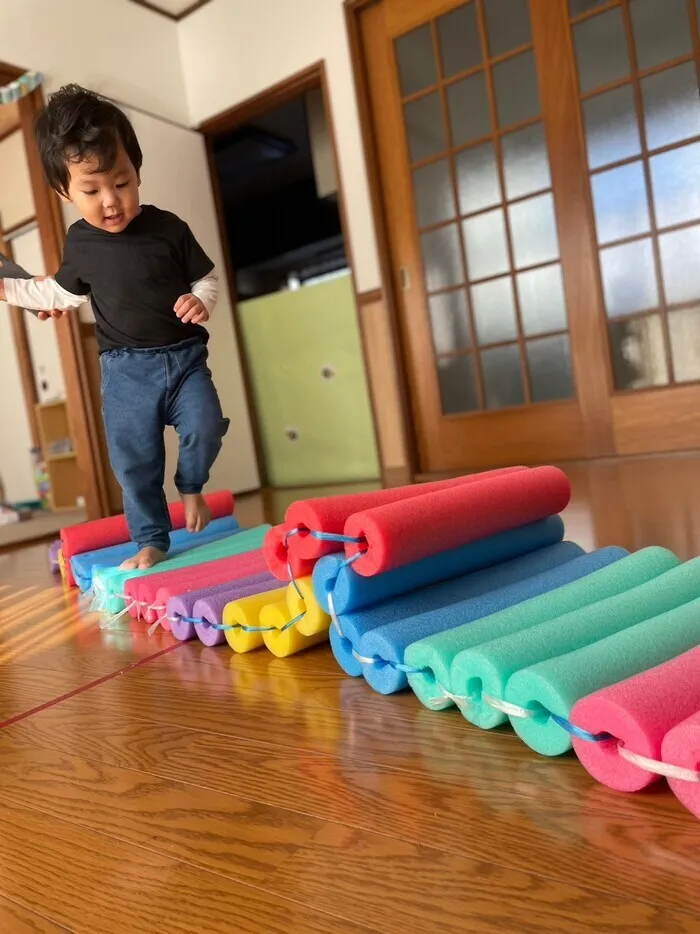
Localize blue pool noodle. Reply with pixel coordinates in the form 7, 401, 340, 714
357, 545, 629, 694
330, 539, 586, 678
314, 516, 565, 615
71, 516, 240, 592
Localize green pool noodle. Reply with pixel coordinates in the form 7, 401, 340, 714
450, 556, 700, 731
506, 594, 700, 757
404, 546, 678, 711
92, 525, 271, 615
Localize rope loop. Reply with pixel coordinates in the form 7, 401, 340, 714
617, 746, 700, 783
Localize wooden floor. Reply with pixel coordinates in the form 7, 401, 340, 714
0, 456, 699, 933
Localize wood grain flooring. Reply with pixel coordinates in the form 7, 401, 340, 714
0, 460, 698, 933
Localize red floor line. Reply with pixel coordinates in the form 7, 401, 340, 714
0, 641, 186, 730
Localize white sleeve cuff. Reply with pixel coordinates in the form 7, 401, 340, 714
4, 277, 87, 311
190, 267, 219, 316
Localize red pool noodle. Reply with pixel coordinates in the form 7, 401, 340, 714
284, 467, 527, 562
343, 465, 570, 577
125, 548, 268, 629
264, 524, 319, 582
60, 490, 235, 587
571, 646, 700, 793
662, 711, 700, 819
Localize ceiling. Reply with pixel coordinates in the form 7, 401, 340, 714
128, 0, 214, 21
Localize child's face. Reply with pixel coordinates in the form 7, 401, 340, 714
62, 141, 141, 234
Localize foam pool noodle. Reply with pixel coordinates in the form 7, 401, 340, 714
313, 516, 565, 616
571, 646, 700, 792
505, 587, 700, 756
91, 525, 270, 620
350, 541, 587, 694
404, 546, 672, 712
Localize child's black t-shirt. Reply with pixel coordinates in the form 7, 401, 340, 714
55, 205, 214, 352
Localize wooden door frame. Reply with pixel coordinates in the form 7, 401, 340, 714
1, 62, 110, 519
198, 60, 390, 485
345, 0, 418, 477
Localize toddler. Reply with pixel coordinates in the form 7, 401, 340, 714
0, 85, 229, 570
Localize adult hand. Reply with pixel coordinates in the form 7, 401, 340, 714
37, 309, 67, 321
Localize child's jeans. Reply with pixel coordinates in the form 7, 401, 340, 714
100, 338, 229, 552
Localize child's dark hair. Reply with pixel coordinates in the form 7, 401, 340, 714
34, 84, 143, 196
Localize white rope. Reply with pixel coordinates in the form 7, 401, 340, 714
618, 745, 700, 783
352, 649, 377, 666
147, 618, 162, 637
426, 682, 475, 710
480, 693, 536, 720
327, 592, 344, 638
99, 599, 136, 630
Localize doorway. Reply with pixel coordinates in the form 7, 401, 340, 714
0, 62, 109, 527
202, 66, 380, 488
351, 0, 700, 472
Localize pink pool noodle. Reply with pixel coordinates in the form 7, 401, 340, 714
125, 548, 268, 626
169, 573, 276, 642
193, 579, 278, 646
283, 466, 527, 562
264, 524, 318, 582
661, 711, 700, 819
571, 646, 700, 793
344, 465, 570, 577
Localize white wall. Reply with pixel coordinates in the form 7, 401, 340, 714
178, 0, 381, 293
0, 131, 33, 230
11, 225, 66, 404
1, 0, 188, 125
0, 307, 37, 503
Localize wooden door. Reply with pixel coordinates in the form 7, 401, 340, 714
357, 0, 700, 470
567, 0, 700, 455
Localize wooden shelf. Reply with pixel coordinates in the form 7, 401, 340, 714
34, 399, 83, 511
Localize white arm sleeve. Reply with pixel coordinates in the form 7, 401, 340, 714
4, 277, 87, 311
190, 267, 219, 316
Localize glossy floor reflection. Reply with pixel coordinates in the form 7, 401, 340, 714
0, 457, 698, 933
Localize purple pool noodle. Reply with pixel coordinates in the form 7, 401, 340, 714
49, 539, 61, 574
194, 575, 278, 646
168, 572, 276, 642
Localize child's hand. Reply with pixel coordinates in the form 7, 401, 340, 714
37, 309, 68, 321
174, 294, 209, 324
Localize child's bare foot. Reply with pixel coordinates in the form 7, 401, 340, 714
120, 546, 167, 571
181, 493, 211, 534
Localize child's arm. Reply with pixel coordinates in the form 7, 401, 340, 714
174, 219, 218, 324
0, 239, 88, 319
0, 276, 88, 317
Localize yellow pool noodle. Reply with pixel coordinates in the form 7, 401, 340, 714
58, 550, 68, 588
222, 587, 286, 654
285, 575, 331, 637
261, 598, 329, 658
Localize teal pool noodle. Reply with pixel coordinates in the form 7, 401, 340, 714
313, 516, 565, 615
506, 593, 700, 756
405, 546, 675, 711
452, 556, 700, 731
331, 541, 583, 677
356, 540, 585, 694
